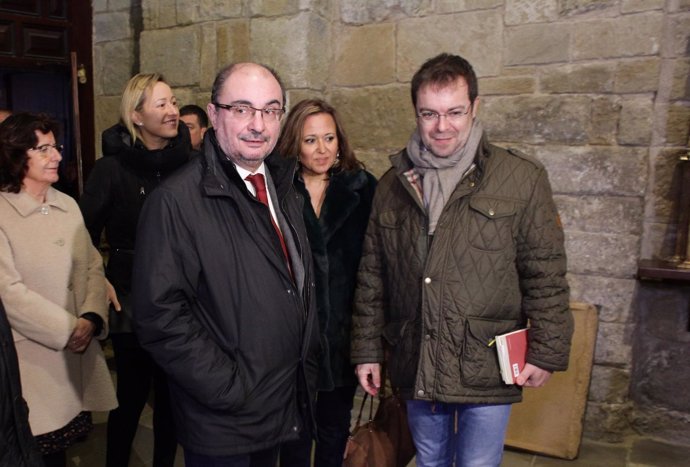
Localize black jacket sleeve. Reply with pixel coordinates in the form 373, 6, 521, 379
131, 187, 247, 411
79, 158, 115, 247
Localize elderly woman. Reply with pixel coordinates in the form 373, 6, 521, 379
276, 99, 377, 466
0, 112, 117, 467
79, 73, 192, 467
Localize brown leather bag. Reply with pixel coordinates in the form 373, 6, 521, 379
343, 391, 416, 467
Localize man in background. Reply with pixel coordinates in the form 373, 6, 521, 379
179, 104, 208, 150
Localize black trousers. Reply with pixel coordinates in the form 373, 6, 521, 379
279, 385, 357, 467
184, 446, 279, 467
42, 451, 66, 467
106, 333, 177, 467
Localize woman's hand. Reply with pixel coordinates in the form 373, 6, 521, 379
67, 318, 95, 353
106, 278, 121, 312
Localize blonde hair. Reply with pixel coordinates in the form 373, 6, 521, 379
120, 73, 166, 142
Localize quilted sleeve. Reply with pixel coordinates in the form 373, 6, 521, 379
351, 188, 387, 365
517, 168, 573, 372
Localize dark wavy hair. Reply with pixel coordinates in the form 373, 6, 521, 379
0, 112, 60, 193
276, 98, 363, 174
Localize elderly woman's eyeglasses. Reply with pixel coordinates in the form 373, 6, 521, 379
213, 103, 285, 122
29, 144, 63, 157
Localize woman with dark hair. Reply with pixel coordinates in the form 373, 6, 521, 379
79, 73, 192, 467
0, 112, 117, 467
276, 99, 377, 466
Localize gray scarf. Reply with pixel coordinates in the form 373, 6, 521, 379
406, 119, 484, 234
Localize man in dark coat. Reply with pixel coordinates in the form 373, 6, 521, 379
0, 297, 44, 467
132, 63, 319, 467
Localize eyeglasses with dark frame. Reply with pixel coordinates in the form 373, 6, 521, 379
29, 144, 64, 157
213, 102, 286, 122
416, 107, 471, 123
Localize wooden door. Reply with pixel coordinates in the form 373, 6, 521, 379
0, 0, 95, 199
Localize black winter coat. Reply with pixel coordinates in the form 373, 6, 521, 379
295, 169, 376, 390
0, 298, 44, 467
131, 130, 320, 456
79, 123, 193, 333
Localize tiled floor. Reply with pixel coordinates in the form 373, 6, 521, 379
66, 353, 689, 467
66, 403, 690, 467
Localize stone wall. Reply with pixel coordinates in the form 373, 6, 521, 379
92, 0, 690, 444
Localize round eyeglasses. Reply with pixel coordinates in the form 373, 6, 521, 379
213, 103, 285, 122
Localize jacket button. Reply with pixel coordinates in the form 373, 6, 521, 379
470, 181, 475, 187
417, 389, 425, 397
424, 277, 431, 284
425, 334, 431, 341
292, 425, 299, 432
488, 209, 495, 216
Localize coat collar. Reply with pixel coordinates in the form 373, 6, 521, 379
0, 187, 69, 217
101, 123, 192, 175
297, 170, 367, 243
201, 129, 297, 199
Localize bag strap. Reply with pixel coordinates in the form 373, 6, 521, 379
352, 392, 375, 430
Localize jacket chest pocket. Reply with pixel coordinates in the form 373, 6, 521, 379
466, 196, 517, 251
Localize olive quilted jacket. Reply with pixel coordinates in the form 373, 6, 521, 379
351, 137, 573, 403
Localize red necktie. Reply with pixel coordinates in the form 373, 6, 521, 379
245, 173, 290, 264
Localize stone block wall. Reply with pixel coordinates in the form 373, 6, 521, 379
92, 0, 690, 444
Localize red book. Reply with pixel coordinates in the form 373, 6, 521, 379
495, 328, 528, 385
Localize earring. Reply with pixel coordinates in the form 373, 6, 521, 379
136, 122, 143, 126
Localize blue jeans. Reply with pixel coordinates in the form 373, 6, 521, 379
406, 400, 511, 467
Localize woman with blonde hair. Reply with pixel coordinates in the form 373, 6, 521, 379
79, 73, 193, 467
0, 112, 117, 467
277, 99, 377, 466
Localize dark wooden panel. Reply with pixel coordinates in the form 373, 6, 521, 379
23, 25, 67, 60
0, 20, 13, 55
47, 0, 67, 19
0, 0, 40, 15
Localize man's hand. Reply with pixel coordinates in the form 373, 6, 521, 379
355, 363, 381, 396
106, 278, 121, 312
515, 363, 552, 387
67, 318, 96, 353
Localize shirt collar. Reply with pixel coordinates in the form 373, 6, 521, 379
234, 162, 267, 180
